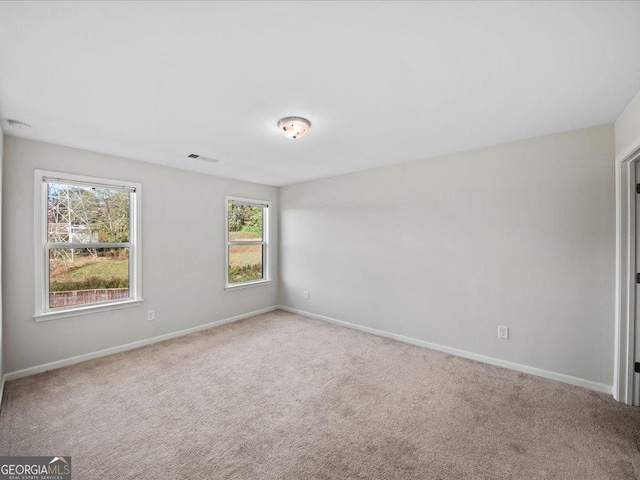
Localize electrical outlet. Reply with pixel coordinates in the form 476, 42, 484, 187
147, 310, 155, 321
498, 325, 509, 339
304, 291, 310, 299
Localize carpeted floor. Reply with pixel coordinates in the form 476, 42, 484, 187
1, 310, 639, 479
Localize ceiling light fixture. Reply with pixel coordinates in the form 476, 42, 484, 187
278, 116, 311, 139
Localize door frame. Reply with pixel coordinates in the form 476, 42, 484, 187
615, 141, 640, 404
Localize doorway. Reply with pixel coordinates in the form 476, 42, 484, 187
615, 145, 640, 405
634, 160, 640, 405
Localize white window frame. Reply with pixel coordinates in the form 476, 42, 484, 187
225, 196, 271, 290
34, 169, 143, 321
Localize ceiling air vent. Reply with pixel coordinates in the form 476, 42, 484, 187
187, 153, 218, 163
6, 119, 31, 129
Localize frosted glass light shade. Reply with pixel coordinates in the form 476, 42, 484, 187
278, 116, 311, 139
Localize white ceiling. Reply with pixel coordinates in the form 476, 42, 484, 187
1, 1, 640, 186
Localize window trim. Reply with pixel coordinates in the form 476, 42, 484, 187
33, 169, 143, 321
225, 196, 271, 290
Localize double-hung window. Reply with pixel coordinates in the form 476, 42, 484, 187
226, 197, 270, 288
34, 170, 142, 320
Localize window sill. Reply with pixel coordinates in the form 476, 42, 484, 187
34, 299, 144, 322
225, 279, 272, 291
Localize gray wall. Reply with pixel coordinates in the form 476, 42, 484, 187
616, 88, 640, 157
280, 125, 615, 387
3, 136, 278, 374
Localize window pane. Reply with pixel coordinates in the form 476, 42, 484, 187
228, 244, 263, 284
228, 203, 263, 241
47, 182, 130, 243
49, 247, 130, 308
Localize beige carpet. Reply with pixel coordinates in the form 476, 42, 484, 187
1, 310, 639, 479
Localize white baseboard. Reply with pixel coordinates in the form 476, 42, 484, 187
277, 305, 614, 396
3, 305, 613, 397
4, 306, 278, 382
